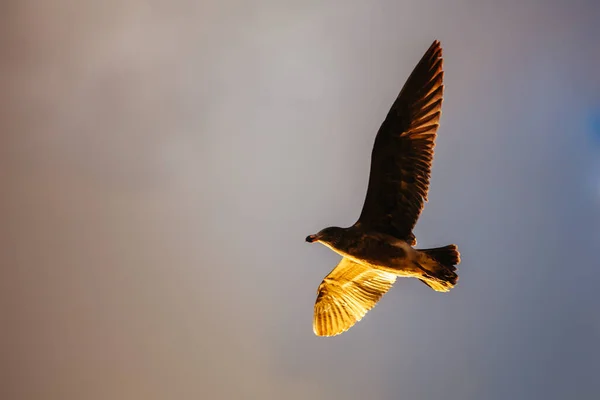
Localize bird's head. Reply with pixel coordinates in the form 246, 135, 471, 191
305, 226, 344, 246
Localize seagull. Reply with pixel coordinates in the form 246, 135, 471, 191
306, 40, 460, 337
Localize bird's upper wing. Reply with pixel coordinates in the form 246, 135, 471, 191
313, 257, 397, 337
355, 40, 444, 245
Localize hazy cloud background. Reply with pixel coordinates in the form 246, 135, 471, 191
2, 1, 599, 399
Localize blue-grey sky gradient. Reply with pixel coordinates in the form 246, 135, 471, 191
2, 1, 599, 399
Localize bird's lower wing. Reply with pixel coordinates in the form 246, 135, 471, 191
313, 258, 397, 337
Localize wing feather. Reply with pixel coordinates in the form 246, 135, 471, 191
356, 40, 444, 245
313, 258, 397, 337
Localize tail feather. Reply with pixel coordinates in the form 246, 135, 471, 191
417, 244, 460, 292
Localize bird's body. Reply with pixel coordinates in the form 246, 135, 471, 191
312, 226, 417, 273
306, 40, 461, 337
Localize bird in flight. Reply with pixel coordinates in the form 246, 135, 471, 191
306, 40, 460, 337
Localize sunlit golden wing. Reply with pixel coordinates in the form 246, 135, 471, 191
356, 40, 444, 245
313, 258, 397, 337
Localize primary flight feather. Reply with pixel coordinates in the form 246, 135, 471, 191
306, 40, 461, 337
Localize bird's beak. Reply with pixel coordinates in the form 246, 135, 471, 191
306, 234, 318, 243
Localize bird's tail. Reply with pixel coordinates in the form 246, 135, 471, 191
415, 244, 460, 292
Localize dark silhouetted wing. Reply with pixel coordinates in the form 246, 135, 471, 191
356, 40, 444, 245
313, 257, 397, 337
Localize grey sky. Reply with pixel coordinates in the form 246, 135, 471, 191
2, 1, 599, 399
